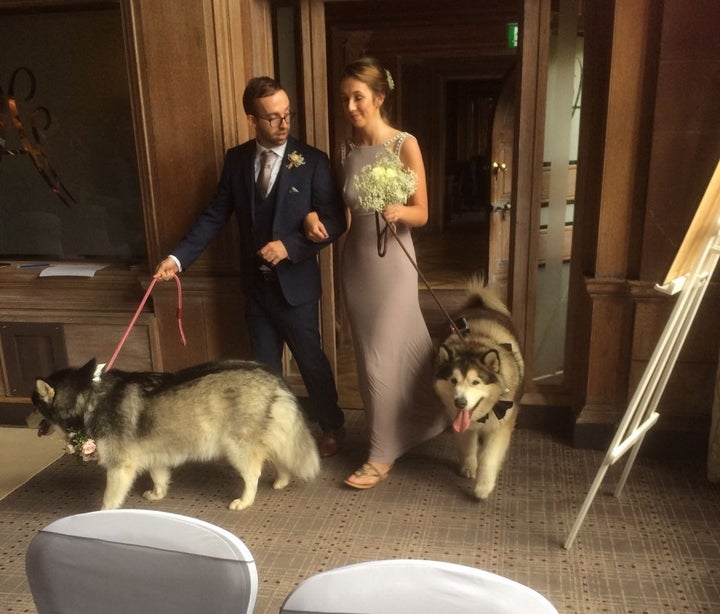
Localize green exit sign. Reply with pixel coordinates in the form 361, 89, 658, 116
507, 22, 519, 48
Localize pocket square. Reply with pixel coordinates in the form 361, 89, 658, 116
289, 186, 299, 194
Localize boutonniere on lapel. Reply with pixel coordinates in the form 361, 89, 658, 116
286, 151, 305, 169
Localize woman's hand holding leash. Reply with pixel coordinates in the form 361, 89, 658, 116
382, 203, 403, 225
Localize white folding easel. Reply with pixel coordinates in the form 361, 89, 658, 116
564, 159, 720, 550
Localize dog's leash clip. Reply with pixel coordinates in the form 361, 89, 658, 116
452, 316, 470, 337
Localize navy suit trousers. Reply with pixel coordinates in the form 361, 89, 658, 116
245, 278, 344, 432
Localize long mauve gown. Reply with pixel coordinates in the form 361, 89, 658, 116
341, 132, 450, 464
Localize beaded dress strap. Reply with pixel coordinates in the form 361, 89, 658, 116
345, 131, 410, 156
389, 131, 410, 154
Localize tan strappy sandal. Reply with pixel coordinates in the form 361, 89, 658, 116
344, 462, 393, 490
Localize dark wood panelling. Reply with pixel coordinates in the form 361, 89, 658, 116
639, 0, 720, 282
64, 321, 155, 372
128, 0, 238, 273
0, 266, 161, 424
0, 322, 67, 398
582, 279, 635, 412
148, 276, 248, 373
568, 0, 720, 455
631, 291, 720, 362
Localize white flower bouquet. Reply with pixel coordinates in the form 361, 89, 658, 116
353, 149, 417, 213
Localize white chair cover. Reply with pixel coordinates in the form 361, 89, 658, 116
26, 509, 258, 614
280, 559, 558, 614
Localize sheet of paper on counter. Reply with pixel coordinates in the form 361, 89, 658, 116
38, 264, 109, 278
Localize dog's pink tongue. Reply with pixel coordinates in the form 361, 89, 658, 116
37, 419, 55, 437
453, 410, 471, 433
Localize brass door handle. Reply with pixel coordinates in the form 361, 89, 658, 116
492, 161, 507, 175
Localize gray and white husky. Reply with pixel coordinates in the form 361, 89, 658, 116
32, 359, 320, 510
434, 277, 524, 500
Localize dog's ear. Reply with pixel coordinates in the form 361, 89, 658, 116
482, 349, 501, 373
80, 358, 98, 379
437, 344, 453, 363
34, 379, 55, 404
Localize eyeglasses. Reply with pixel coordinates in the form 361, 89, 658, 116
256, 112, 295, 128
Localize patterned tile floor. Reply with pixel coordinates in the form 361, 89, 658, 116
1, 410, 719, 613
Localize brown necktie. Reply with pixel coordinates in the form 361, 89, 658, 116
256, 150, 275, 198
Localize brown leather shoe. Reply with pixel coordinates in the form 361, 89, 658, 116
318, 427, 345, 458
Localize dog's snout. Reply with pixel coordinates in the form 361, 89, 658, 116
454, 397, 468, 409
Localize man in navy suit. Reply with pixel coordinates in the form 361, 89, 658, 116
154, 77, 347, 457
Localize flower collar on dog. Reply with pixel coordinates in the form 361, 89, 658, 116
287, 151, 305, 169
66, 430, 98, 462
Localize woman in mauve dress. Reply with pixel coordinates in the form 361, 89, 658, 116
305, 57, 449, 489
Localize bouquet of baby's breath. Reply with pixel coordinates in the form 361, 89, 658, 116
353, 149, 417, 213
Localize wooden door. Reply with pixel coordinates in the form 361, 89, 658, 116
488, 70, 515, 302
269, 0, 339, 396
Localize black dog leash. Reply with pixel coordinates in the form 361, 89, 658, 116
378, 215, 516, 418
378, 220, 517, 413
378, 213, 466, 343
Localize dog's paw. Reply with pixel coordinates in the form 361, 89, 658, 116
228, 497, 253, 511
459, 462, 477, 479
142, 488, 166, 501
473, 478, 496, 500
273, 476, 290, 490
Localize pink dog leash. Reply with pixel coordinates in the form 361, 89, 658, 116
103, 276, 187, 374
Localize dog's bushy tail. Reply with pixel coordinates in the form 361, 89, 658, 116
467, 274, 510, 316
266, 388, 321, 481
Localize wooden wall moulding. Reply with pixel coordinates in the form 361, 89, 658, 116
577, 275, 635, 425
0, 267, 152, 313
0, 314, 157, 426
577, 276, 720, 442
0, 322, 68, 401
584, 276, 632, 297
628, 283, 720, 431
0, 269, 161, 407
0, 313, 158, 373
146, 275, 249, 373
0, 313, 158, 426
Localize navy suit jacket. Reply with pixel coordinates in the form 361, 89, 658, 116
172, 136, 346, 306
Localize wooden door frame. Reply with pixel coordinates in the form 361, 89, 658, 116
298, 0, 558, 402
299, 0, 340, 380
511, 0, 566, 404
